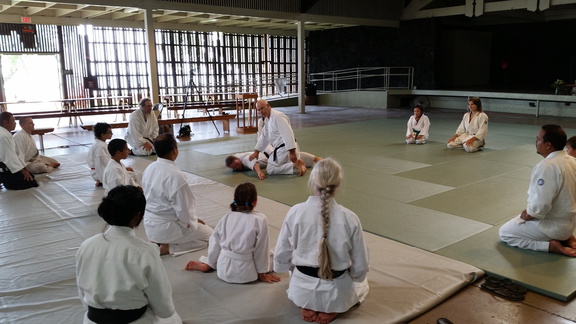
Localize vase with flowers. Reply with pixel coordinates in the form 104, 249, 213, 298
551, 79, 565, 95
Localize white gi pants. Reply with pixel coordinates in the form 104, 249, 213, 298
447, 133, 484, 152
499, 216, 552, 252
27, 155, 59, 174
266, 146, 300, 175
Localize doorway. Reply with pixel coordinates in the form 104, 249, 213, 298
0, 53, 62, 113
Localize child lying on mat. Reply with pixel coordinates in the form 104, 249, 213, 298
185, 182, 280, 284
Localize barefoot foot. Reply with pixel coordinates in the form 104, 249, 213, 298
301, 308, 317, 322
565, 235, 576, 249
549, 239, 576, 257
159, 243, 170, 255
313, 156, 323, 163
185, 261, 212, 271
316, 312, 338, 324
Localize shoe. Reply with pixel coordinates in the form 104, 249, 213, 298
437, 318, 454, 324
480, 281, 525, 301
484, 276, 527, 294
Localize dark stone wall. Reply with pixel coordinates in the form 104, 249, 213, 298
307, 19, 576, 93
307, 19, 437, 89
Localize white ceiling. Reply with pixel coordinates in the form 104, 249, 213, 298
0, 0, 575, 36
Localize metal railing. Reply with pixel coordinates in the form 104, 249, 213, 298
309, 67, 414, 93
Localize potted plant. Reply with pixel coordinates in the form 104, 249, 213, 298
551, 79, 565, 95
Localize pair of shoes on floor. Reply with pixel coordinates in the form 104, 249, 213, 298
437, 318, 454, 324
480, 276, 527, 301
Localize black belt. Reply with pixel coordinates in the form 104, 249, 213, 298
0, 162, 10, 173
272, 143, 285, 162
263, 152, 270, 158
87, 305, 147, 324
296, 266, 347, 279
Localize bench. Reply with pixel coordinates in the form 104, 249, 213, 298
80, 114, 237, 134
11, 127, 54, 152
13, 108, 136, 126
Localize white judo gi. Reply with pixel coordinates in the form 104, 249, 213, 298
76, 226, 182, 324
499, 150, 576, 251
198, 210, 271, 283
141, 158, 213, 252
13, 130, 59, 174
447, 111, 488, 152
254, 109, 300, 175
126, 109, 159, 156
234, 151, 269, 171
102, 159, 139, 196
0, 126, 27, 175
274, 196, 370, 313
87, 139, 110, 183
235, 147, 318, 172
406, 115, 430, 144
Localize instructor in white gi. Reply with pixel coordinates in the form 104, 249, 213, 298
499, 125, 576, 257
126, 98, 159, 156
141, 134, 213, 255
249, 99, 306, 176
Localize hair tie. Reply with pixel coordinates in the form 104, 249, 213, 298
232, 200, 237, 205
245, 202, 249, 205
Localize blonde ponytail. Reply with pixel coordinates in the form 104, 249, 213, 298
318, 186, 334, 280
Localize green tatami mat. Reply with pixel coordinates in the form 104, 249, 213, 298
436, 226, 576, 301
177, 117, 576, 301
409, 173, 530, 225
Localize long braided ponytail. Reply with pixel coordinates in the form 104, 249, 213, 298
308, 158, 342, 280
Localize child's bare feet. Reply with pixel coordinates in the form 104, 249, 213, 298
301, 308, 317, 322
159, 243, 170, 255
313, 156, 323, 163
185, 261, 212, 271
316, 312, 338, 323
257, 272, 281, 283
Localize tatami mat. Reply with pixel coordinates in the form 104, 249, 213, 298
436, 226, 576, 302
182, 117, 576, 301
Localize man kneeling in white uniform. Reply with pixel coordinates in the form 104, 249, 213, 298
13, 117, 60, 174
499, 125, 576, 256
141, 134, 213, 255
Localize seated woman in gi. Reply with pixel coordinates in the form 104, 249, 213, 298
76, 185, 182, 324
447, 97, 488, 153
405, 104, 430, 144
274, 158, 370, 324
184, 182, 280, 284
